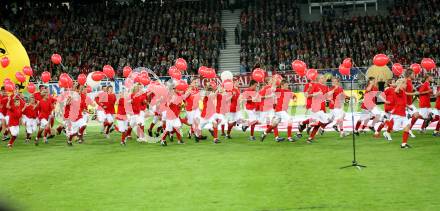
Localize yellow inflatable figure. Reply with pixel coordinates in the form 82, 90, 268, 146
0, 27, 30, 86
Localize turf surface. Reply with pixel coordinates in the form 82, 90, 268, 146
1, 126, 440, 211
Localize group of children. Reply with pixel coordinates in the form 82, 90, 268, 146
1, 69, 439, 149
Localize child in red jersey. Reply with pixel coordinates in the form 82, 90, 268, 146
7, 98, 23, 148
160, 85, 189, 146
433, 84, 440, 136
22, 96, 39, 143
380, 79, 396, 141
116, 93, 129, 145
35, 89, 55, 144
225, 80, 241, 139
328, 77, 347, 138
199, 81, 221, 143
241, 80, 258, 141
103, 85, 117, 138
389, 79, 413, 148
0, 87, 9, 140
417, 75, 433, 132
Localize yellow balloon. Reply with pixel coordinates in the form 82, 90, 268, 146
0, 27, 30, 86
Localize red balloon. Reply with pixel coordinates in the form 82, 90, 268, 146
410, 63, 422, 75
373, 54, 389, 66
342, 58, 352, 69
92, 71, 105, 81
306, 69, 318, 81
51, 54, 62, 65
204, 68, 217, 79
41, 71, 51, 83
338, 64, 350, 76
123, 66, 132, 78
22, 66, 33, 76
86, 85, 92, 93
77, 74, 87, 85
175, 80, 189, 91
291, 60, 307, 73
59, 75, 69, 88
168, 66, 182, 80
421, 58, 436, 71
252, 68, 265, 82
103, 65, 115, 78
4, 82, 14, 92
175, 58, 187, 71
15, 72, 26, 83
1, 57, 10, 68
198, 66, 208, 75
27, 82, 36, 93
222, 79, 233, 91
392, 63, 404, 76
139, 75, 151, 86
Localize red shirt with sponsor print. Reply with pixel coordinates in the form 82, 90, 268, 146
304, 82, 313, 109
275, 88, 294, 112
418, 81, 431, 108
131, 92, 145, 115
37, 98, 54, 120
228, 88, 240, 113
243, 87, 256, 110
329, 86, 344, 109
392, 89, 407, 116
23, 104, 38, 119
104, 93, 117, 114
8, 103, 22, 127
383, 87, 396, 112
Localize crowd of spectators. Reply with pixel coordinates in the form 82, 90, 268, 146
239, 0, 440, 73
1, 0, 225, 80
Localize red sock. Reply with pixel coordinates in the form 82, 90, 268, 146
433, 116, 440, 122
161, 131, 169, 141
190, 126, 195, 134
410, 116, 418, 129
69, 134, 75, 142
43, 128, 49, 138
221, 125, 225, 134
174, 129, 182, 141
265, 125, 273, 133
387, 120, 394, 133
162, 122, 166, 129
127, 127, 132, 136
227, 122, 235, 135
310, 124, 321, 139
355, 121, 361, 131
106, 123, 113, 134
139, 125, 144, 133
180, 117, 189, 125
377, 122, 385, 132
436, 121, 440, 131
403, 131, 409, 144
213, 127, 218, 139
287, 125, 292, 138
79, 126, 86, 138
302, 119, 310, 125
8, 136, 16, 145
250, 123, 256, 136
273, 126, 279, 137
121, 131, 127, 143
361, 124, 367, 130
37, 129, 43, 139
149, 123, 155, 131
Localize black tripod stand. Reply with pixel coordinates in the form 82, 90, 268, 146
341, 68, 366, 170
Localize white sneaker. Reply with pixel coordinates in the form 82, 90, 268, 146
408, 130, 416, 138
105, 134, 110, 139
383, 131, 392, 141
340, 131, 347, 138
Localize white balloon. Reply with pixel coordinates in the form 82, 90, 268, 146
220, 71, 233, 81
86, 72, 100, 88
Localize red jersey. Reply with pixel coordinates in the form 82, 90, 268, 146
257, 85, 275, 112
0, 96, 8, 115
243, 87, 256, 110
168, 93, 185, 119
392, 89, 407, 116
201, 93, 216, 119
33, 92, 42, 101
406, 79, 413, 105
304, 82, 313, 110
436, 87, 440, 110
275, 88, 294, 112
104, 93, 117, 114
228, 88, 240, 113
329, 86, 344, 109
309, 83, 327, 112
67, 97, 83, 121
383, 87, 396, 112
23, 104, 38, 119
361, 85, 379, 110
8, 103, 22, 127
37, 98, 54, 120
185, 88, 200, 111
131, 92, 145, 115
116, 97, 127, 120
216, 92, 230, 114
418, 81, 431, 108
95, 91, 107, 111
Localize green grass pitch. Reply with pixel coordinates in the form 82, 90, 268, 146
1, 125, 440, 210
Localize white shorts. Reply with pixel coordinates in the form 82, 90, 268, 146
406, 104, 418, 116
129, 114, 145, 127
97, 110, 106, 122
214, 113, 227, 125
331, 108, 345, 120
391, 114, 410, 131
311, 110, 331, 124
105, 113, 114, 123
275, 111, 292, 123
0, 113, 4, 120
71, 118, 87, 134
82, 112, 89, 122
4, 116, 9, 125
226, 112, 241, 123
258, 110, 274, 124
186, 109, 201, 124
360, 106, 382, 121
117, 119, 128, 132
165, 118, 182, 132
245, 109, 258, 122
199, 115, 217, 130
40, 118, 49, 128
419, 108, 431, 119
23, 116, 38, 134
9, 126, 19, 136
